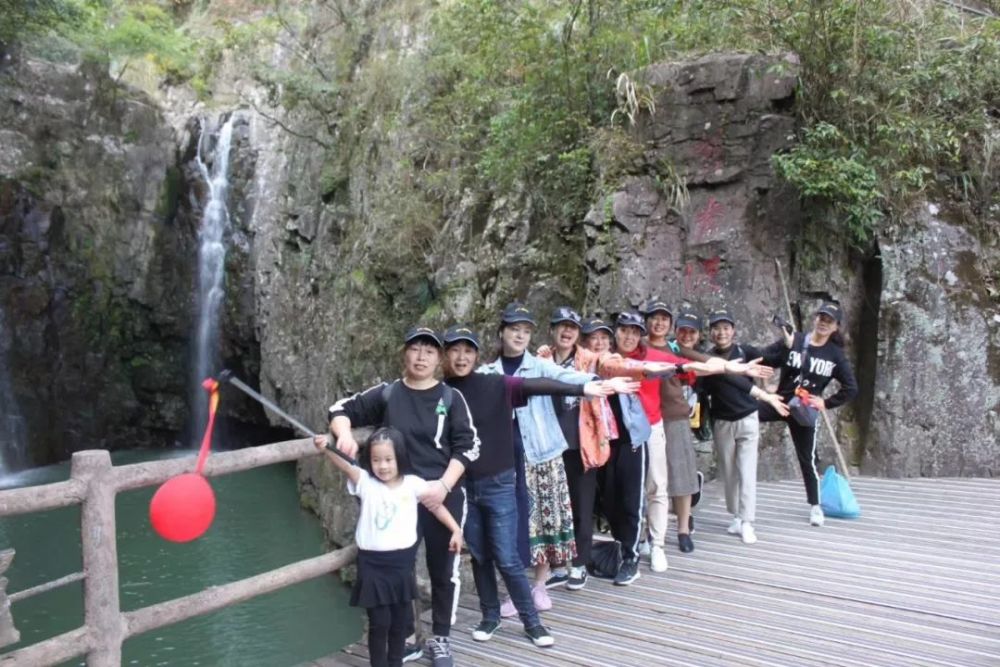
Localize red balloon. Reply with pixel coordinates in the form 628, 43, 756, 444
149, 473, 216, 542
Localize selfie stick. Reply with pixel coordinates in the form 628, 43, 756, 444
216, 370, 357, 466
773, 260, 852, 479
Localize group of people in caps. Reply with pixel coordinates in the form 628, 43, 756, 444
315, 299, 858, 667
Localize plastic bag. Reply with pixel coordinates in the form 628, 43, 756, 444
788, 395, 819, 427
587, 540, 623, 579
820, 465, 861, 519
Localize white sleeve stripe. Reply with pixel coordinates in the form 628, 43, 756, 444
328, 382, 389, 416
452, 388, 481, 463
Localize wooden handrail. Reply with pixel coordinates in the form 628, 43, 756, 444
0, 440, 357, 666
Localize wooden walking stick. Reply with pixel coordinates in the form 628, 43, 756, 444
773, 259, 852, 480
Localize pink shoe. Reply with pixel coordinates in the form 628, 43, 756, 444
500, 597, 518, 618
531, 584, 552, 611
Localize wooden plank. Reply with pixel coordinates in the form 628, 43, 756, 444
322, 477, 1000, 667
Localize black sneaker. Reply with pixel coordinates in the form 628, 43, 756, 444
691, 470, 704, 507
471, 619, 501, 642
525, 624, 555, 647
544, 569, 569, 588
613, 558, 640, 586
402, 642, 422, 663
678, 533, 695, 553
566, 566, 588, 590
426, 636, 453, 667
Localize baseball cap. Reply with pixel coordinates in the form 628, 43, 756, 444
816, 302, 842, 323
675, 308, 702, 331
442, 324, 481, 350
500, 302, 537, 327
403, 326, 443, 347
642, 299, 674, 319
615, 311, 647, 334
549, 306, 582, 327
581, 316, 613, 336
708, 308, 735, 326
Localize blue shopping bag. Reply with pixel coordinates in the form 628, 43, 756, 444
820, 465, 861, 519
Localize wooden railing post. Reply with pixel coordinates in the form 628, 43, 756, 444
72, 450, 123, 666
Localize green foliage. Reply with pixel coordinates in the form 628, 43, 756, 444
0, 0, 84, 45
736, 0, 1000, 244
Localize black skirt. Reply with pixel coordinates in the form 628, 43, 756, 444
350, 544, 419, 609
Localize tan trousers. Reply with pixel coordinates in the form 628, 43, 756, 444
713, 412, 759, 523
644, 421, 669, 547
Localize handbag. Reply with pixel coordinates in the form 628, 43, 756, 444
789, 336, 820, 427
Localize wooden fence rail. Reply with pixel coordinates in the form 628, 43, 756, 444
0, 439, 356, 667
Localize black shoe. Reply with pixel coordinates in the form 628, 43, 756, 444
471, 619, 501, 642
402, 642, 422, 663
678, 533, 695, 553
614, 558, 640, 586
544, 569, 569, 588
525, 624, 555, 647
691, 470, 704, 507
566, 566, 588, 590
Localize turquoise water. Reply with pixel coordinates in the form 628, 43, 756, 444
0, 450, 362, 666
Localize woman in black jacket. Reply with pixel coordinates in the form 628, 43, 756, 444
758, 303, 859, 527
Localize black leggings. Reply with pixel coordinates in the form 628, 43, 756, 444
367, 601, 412, 667
416, 487, 466, 637
563, 449, 597, 567
759, 403, 820, 505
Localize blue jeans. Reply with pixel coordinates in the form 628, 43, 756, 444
464, 468, 540, 629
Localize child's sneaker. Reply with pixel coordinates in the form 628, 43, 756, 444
544, 568, 569, 588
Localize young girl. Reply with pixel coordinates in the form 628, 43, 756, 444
314, 427, 463, 667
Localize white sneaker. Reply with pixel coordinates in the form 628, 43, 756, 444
809, 505, 825, 527
740, 522, 758, 544
650, 546, 668, 573
726, 517, 742, 535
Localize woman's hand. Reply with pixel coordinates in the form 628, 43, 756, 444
810, 396, 827, 411
312, 434, 330, 451
420, 480, 448, 511
782, 326, 795, 349
728, 357, 774, 380
335, 432, 359, 459
536, 344, 553, 359
604, 377, 641, 395
449, 529, 464, 553
764, 393, 790, 417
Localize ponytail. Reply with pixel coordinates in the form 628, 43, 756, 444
830, 330, 845, 347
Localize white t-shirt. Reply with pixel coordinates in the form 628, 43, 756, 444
348, 470, 428, 551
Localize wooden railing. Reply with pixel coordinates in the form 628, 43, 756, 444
0, 439, 357, 667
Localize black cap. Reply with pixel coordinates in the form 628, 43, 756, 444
675, 308, 702, 331
404, 326, 443, 347
549, 306, 581, 327
581, 316, 613, 336
500, 302, 537, 327
816, 302, 842, 323
708, 308, 735, 326
615, 311, 647, 334
642, 299, 674, 319
443, 324, 480, 350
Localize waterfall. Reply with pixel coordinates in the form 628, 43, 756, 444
191, 115, 235, 439
0, 304, 28, 474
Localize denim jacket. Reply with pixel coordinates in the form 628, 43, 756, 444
617, 393, 652, 449
478, 351, 596, 465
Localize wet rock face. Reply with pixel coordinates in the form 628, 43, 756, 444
869, 206, 1000, 477
0, 55, 192, 464
585, 53, 808, 477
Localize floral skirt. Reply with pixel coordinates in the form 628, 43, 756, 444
526, 456, 576, 566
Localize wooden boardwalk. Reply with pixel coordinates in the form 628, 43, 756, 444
311, 477, 1000, 667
